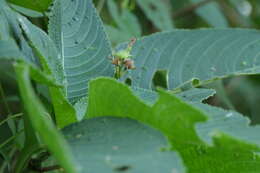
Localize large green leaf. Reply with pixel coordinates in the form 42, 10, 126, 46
122, 29, 260, 91
7, 0, 52, 12
48, 0, 113, 102
86, 77, 260, 173
14, 62, 79, 173
63, 116, 185, 173
136, 0, 174, 30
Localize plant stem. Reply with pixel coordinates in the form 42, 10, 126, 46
0, 148, 16, 173
173, 0, 215, 19
217, 0, 244, 27
0, 113, 23, 127
97, 0, 106, 13
14, 144, 43, 173
29, 164, 62, 172
0, 129, 24, 149
0, 82, 11, 115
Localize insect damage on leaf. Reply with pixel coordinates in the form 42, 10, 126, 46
111, 38, 136, 79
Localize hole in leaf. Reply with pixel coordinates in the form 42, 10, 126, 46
125, 78, 132, 86
192, 78, 200, 87
114, 165, 131, 172
152, 70, 168, 89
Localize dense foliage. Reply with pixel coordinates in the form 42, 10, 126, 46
1, 0, 260, 172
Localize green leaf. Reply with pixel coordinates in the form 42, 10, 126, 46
136, 0, 174, 30
0, 40, 25, 60
131, 86, 158, 105
0, 11, 11, 40
132, 87, 215, 105
18, 16, 77, 128
0, 7, 75, 128
28, 65, 61, 87
191, 0, 228, 27
0, 20, 61, 88
18, 16, 64, 84
9, 4, 44, 18
73, 97, 87, 121
48, 0, 113, 102
195, 103, 260, 146
87, 77, 207, 145
14, 62, 79, 173
177, 88, 216, 102
122, 29, 260, 91
7, 0, 52, 12
86, 77, 260, 173
1, 3, 37, 63
63, 116, 185, 173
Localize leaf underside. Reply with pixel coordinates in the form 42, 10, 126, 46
48, 0, 114, 102
121, 29, 260, 91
